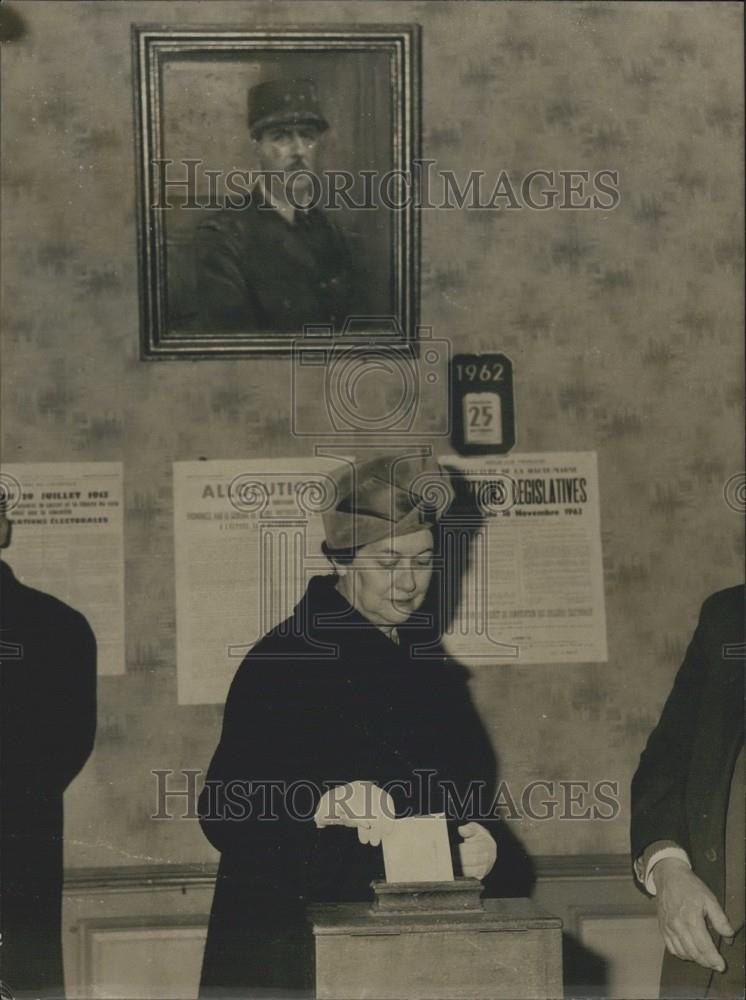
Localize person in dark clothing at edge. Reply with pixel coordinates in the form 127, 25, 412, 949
0, 505, 97, 999
631, 584, 744, 999
198, 454, 506, 998
196, 78, 355, 334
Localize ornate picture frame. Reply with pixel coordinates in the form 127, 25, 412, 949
132, 24, 421, 359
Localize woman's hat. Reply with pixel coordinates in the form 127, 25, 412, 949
322, 454, 453, 552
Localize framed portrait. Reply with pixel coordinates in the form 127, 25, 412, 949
132, 24, 421, 359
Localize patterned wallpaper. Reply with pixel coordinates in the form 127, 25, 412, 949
1, 1, 743, 867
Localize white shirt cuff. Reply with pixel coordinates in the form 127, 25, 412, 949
640, 846, 692, 895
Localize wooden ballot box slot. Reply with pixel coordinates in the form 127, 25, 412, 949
310, 879, 563, 1000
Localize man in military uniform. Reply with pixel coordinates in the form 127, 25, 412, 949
196, 78, 355, 334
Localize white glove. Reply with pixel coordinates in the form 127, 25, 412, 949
457, 822, 497, 879
314, 780, 396, 846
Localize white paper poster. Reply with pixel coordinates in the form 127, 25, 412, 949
173, 457, 345, 705
437, 452, 608, 665
1, 462, 125, 675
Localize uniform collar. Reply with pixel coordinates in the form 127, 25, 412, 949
255, 176, 314, 226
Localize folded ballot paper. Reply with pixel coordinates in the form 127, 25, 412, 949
382, 814, 454, 883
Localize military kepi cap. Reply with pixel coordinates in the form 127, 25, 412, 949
248, 78, 329, 138
322, 454, 454, 552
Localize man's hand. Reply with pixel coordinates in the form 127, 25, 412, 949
457, 822, 497, 879
314, 781, 395, 846
652, 857, 734, 971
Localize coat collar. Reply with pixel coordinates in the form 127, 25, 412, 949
293, 575, 441, 656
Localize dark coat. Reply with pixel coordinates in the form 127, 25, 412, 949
196, 188, 355, 333
0, 560, 97, 999
630, 584, 745, 999
198, 574, 510, 997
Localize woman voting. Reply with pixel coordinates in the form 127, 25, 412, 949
198, 454, 502, 997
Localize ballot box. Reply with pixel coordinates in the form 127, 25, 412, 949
310, 879, 563, 1000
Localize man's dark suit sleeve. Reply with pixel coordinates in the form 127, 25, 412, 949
42, 608, 97, 792
630, 601, 710, 865
196, 216, 263, 331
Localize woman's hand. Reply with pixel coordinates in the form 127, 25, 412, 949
458, 822, 497, 879
314, 780, 395, 846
